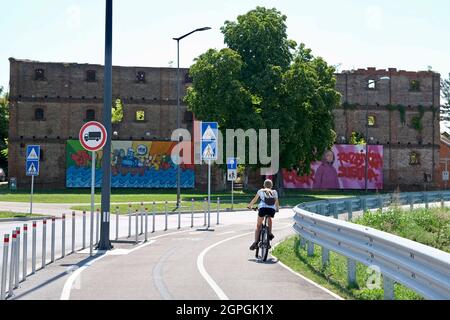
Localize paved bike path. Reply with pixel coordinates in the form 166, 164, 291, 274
66, 218, 337, 300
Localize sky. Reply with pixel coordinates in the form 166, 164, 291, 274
1, 0, 450, 91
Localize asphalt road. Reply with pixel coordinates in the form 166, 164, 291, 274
2, 208, 339, 300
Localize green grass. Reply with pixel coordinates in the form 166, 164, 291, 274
272, 236, 424, 300
0, 183, 375, 205
272, 205, 450, 300
0, 212, 45, 219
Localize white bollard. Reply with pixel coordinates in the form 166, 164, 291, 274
61, 214, 66, 258
135, 209, 139, 244
51, 217, 56, 263
72, 212, 76, 254
8, 231, 16, 298
82, 211, 86, 250
90, 210, 94, 256
164, 201, 168, 231
41, 219, 47, 269
128, 204, 132, 238
22, 224, 28, 281
144, 208, 148, 242
115, 206, 119, 241
191, 199, 194, 228
140, 202, 144, 235
14, 227, 20, 288
1, 234, 10, 300
96, 209, 100, 245
217, 197, 220, 225
152, 202, 156, 233
31, 221, 36, 274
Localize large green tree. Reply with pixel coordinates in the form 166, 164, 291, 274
185, 7, 340, 185
0, 86, 8, 170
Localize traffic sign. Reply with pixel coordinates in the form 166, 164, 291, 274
227, 169, 237, 181
79, 121, 107, 152
26, 145, 40, 176
227, 157, 237, 170
200, 122, 218, 161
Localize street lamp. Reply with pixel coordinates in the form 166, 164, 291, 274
173, 27, 211, 208
365, 76, 390, 192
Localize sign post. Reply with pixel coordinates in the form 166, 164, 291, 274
201, 122, 218, 230
79, 121, 107, 249
227, 157, 237, 210
26, 145, 40, 215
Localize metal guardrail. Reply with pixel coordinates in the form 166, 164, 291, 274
293, 191, 450, 300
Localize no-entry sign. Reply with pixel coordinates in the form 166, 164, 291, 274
79, 121, 107, 151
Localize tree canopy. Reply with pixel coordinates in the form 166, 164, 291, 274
0, 86, 9, 169
185, 6, 340, 176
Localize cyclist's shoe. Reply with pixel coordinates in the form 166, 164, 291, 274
269, 233, 275, 240
249, 242, 258, 251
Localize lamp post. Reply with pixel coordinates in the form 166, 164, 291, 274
365, 76, 390, 192
173, 27, 211, 208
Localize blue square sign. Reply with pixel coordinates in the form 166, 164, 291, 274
201, 141, 217, 161
201, 122, 218, 141
26, 145, 40, 176
227, 157, 237, 170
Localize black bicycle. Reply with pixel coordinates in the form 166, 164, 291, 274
252, 207, 271, 262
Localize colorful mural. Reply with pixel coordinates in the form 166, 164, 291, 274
66, 140, 195, 188
283, 145, 384, 190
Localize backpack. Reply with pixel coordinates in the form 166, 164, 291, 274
262, 189, 276, 206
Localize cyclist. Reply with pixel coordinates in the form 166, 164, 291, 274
247, 179, 280, 250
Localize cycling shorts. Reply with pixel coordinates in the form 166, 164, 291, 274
258, 207, 276, 218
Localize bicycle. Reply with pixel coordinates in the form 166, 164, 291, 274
252, 207, 271, 262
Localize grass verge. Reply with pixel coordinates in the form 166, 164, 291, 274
0, 212, 45, 219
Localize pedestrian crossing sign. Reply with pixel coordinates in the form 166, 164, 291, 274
26, 145, 40, 176
201, 141, 217, 161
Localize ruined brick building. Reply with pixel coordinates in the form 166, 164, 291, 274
7, 59, 441, 190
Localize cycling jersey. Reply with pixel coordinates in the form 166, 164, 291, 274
257, 188, 278, 210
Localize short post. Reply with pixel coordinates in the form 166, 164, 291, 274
321, 246, 329, 267
191, 199, 194, 228
164, 201, 168, 231
115, 206, 119, 241
409, 194, 414, 211
31, 221, 36, 274
128, 204, 132, 238
96, 209, 100, 245
14, 227, 20, 288
89, 210, 94, 256
152, 202, 156, 233
51, 217, 55, 263
441, 193, 445, 209
71, 212, 76, 254
307, 241, 314, 256
22, 224, 28, 281
424, 193, 429, 209
203, 198, 207, 226
140, 202, 144, 235
144, 208, 148, 242
1, 234, 10, 300
41, 219, 47, 268
8, 231, 16, 297
332, 202, 338, 219
378, 195, 383, 212
216, 197, 220, 225
383, 275, 395, 300
178, 202, 181, 230
300, 237, 306, 250
347, 258, 357, 287
135, 209, 139, 244
361, 198, 367, 213
347, 200, 353, 221
61, 214, 66, 258
82, 211, 86, 250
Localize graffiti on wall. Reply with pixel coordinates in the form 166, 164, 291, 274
66, 140, 195, 188
283, 145, 383, 190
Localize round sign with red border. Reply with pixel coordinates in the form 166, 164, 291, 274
79, 121, 107, 152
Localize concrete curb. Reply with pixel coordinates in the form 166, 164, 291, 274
0, 216, 53, 222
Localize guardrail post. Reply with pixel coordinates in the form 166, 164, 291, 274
347, 258, 357, 287
128, 204, 132, 238
424, 193, 429, 209
82, 211, 86, 250
144, 208, 148, 242
41, 219, 47, 269
178, 202, 181, 230
22, 224, 28, 281
1, 234, 10, 300
115, 206, 119, 241
71, 212, 76, 254
61, 214, 66, 258
346, 200, 353, 221
31, 221, 36, 274
217, 197, 220, 225
140, 202, 144, 235
300, 237, 306, 250
307, 241, 314, 256
14, 227, 20, 288
383, 275, 395, 300
203, 198, 207, 226
409, 194, 414, 211
135, 209, 139, 244
96, 209, 100, 245
152, 202, 156, 233
51, 217, 55, 263
361, 198, 367, 213
332, 203, 338, 219
8, 230, 16, 298
164, 201, 168, 231
191, 199, 194, 228
321, 247, 329, 267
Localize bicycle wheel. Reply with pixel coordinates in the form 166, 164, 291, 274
255, 227, 263, 259
260, 228, 269, 261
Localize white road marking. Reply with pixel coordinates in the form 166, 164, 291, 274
216, 231, 236, 236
